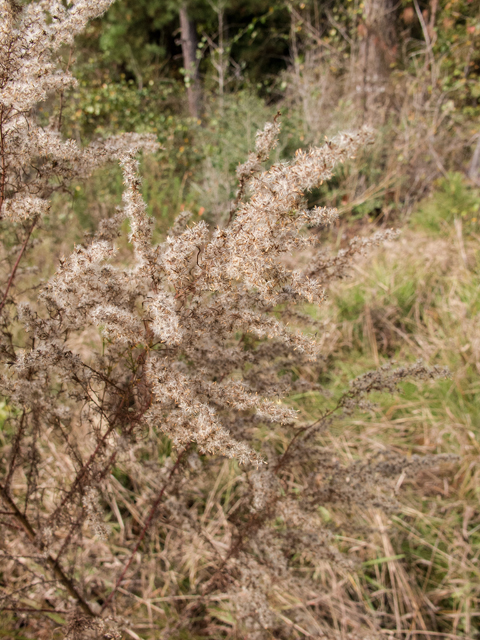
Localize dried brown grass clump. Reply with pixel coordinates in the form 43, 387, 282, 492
0, 2, 459, 639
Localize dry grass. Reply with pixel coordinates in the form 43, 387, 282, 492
285, 218, 480, 639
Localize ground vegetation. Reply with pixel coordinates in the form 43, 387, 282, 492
0, 1, 479, 639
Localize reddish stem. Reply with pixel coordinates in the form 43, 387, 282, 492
0, 218, 38, 315
0, 114, 6, 217
0, 482, 95, 617
100, 446, 190, 614
2, 608, 70, 614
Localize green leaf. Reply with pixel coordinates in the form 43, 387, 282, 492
362, 554, 405, 566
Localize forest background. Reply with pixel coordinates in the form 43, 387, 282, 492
2, 0, 480, 638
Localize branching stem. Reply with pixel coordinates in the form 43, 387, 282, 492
0, 482, 95, 617
101, 446, 190, 613
0, 217, 38, 314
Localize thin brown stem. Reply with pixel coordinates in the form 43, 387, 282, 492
205, 395, 349, 593
0, 217, 38, 314
100, 446, 190, 613
0, 111, 6, 218
47, 420, 118, 526
4, 409, 26, 494
273, 397, 344, 473
0, 482, 95, 617
227, 112, 281, 227
53, 510, 86, 564
81, 361, 124, 392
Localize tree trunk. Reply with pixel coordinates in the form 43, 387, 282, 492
356, 0, 397, 121
179, 4, 201, 119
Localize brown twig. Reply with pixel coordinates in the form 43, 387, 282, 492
0, 217, 38, 315
4, 409, 26, 494
0, 482, 95, 617
202, 510, 264, 595
101, 446, 190, 613
204, 395, 350, 593
273, 397, 344, 473
47, 420, 118, 526
0, 111, 7, 218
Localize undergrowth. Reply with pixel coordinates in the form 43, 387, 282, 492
287, 209, 480, 638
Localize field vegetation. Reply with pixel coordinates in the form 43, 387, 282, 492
0, 1, 479, 639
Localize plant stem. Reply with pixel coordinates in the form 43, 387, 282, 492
100, 446, 190, 613
0, 217, 38, 314
0, 482, 95, 617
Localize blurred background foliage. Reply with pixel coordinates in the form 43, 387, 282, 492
51, 0, 480, 235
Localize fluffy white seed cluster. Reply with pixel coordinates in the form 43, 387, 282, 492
13, 119, 376, 468
0, 0, 385, 471
236, 118, 282, 184
209, 127, 373, 304
0, 0, 158, 224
